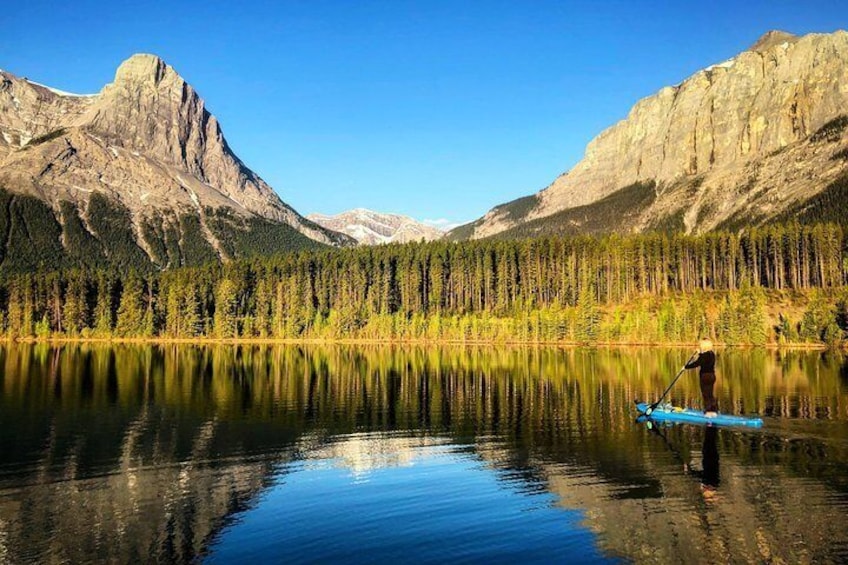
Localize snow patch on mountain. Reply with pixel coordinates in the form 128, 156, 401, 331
308, 209, 446, 245
24, 78, 96, 98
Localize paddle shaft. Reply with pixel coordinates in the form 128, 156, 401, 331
646, 352, 699, 415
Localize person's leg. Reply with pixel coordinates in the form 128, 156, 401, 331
700, 373, 717, 414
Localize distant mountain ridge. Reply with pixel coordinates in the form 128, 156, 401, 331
307, 209, 444, 245
0, 54, 352, 272
449, 30, 848, 240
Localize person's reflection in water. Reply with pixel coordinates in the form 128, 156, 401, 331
696, 427, 720, 500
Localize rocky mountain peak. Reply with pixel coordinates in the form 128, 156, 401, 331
0, 54, 351, 272
451, 29, 848, 240
112, 53, 170, 87
87, 53, 204, 158
750, 30, 797, 52
308, 209, 445, 245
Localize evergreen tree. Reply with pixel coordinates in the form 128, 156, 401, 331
93, 273, 114, 336
115, 272, 145, 337
213, 277, 239, 338
576, 283, 600, 344
738, 283, 768, 345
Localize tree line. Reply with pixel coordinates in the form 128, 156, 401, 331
0, 222, 846, 345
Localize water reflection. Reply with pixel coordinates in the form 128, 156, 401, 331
0, 345, 845, 563
647, 422, 721, 498
700, 427, 720, 495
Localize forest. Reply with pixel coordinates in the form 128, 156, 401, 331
0, 221, 846, 346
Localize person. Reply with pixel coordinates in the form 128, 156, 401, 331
685, 338, 718, 417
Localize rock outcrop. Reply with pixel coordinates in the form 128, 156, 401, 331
307, 208, 445, 245
452, 30, 848, 240
0, 54, 351, 271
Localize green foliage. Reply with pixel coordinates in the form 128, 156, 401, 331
696, 201, 717, 225
774, 313, 798, 345
717, 207, 767, 233
86, 193, 151, 271
34, 314, 51, 338
139, 217, 187, 268
115, 273, 146, 337
575, 283, 600, 343
24, 128, 67, 147
213, 277, 239, 338
496, 181, 657, 239
831, 147, 848, 162
0, 220, 845, 345
774, 174, 848, 227
736, 284, 768, 345
93, 274, 114, 336
178, 215, 220, 266
800, 290, 843, 346
836, 289, 848, 335
650, 210, 686, 234
445, 194, 539, 241
59, 201, 107, 267
206, 208, 323, 258
809, 115, 848, 143
444, 219, 482, 242
496, 193, 542, 222
0, 189, 331, 275
0, 189, 66, 273
61, 273, 89, 335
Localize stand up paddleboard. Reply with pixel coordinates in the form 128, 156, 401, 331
635, 401, 763, 428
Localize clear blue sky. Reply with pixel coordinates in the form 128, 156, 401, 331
3, 1, 845, 227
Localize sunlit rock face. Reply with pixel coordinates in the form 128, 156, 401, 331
0, 54, 351, 270
455, 30, 848, 239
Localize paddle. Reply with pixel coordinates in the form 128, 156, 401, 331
643, 351, 699, 416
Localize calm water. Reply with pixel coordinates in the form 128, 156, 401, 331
0, 345, 846, 564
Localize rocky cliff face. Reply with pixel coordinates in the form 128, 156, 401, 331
453, 30, 848, 240
0, 54, 351, 271
307, 208, 444, 245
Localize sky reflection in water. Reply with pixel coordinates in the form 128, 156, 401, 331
0, 345, 845, 563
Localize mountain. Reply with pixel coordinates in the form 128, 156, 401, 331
307, 209, 444, 245
449, 30, 848, 240
0, 54, 352, 273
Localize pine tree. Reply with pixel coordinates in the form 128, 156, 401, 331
93, 273, 114, 336
576, 283, 600, 344
213, 277, 239, 338
62, 273, 89, 336
738, 283, 768, 345
115, 272, 145, 337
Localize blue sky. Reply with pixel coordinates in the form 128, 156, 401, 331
3, 1, 846, 227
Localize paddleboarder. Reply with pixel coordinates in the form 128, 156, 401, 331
685, 338, 718, 417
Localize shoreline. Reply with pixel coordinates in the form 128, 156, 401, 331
2, 336, 836, 350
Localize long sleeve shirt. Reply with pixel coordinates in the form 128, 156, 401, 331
685, 351, 716, 375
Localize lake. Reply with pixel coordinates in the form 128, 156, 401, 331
0, 345, 846, 563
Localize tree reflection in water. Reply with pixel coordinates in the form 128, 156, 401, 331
0, 344, 845, 563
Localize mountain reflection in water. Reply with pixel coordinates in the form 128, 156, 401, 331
0, 345, 846, 563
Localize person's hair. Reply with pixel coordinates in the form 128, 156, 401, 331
699, 338, 714, 352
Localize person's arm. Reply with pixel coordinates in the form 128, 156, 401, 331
684, 353, 702, 369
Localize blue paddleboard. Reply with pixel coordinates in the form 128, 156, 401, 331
635, 402, 763, 428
